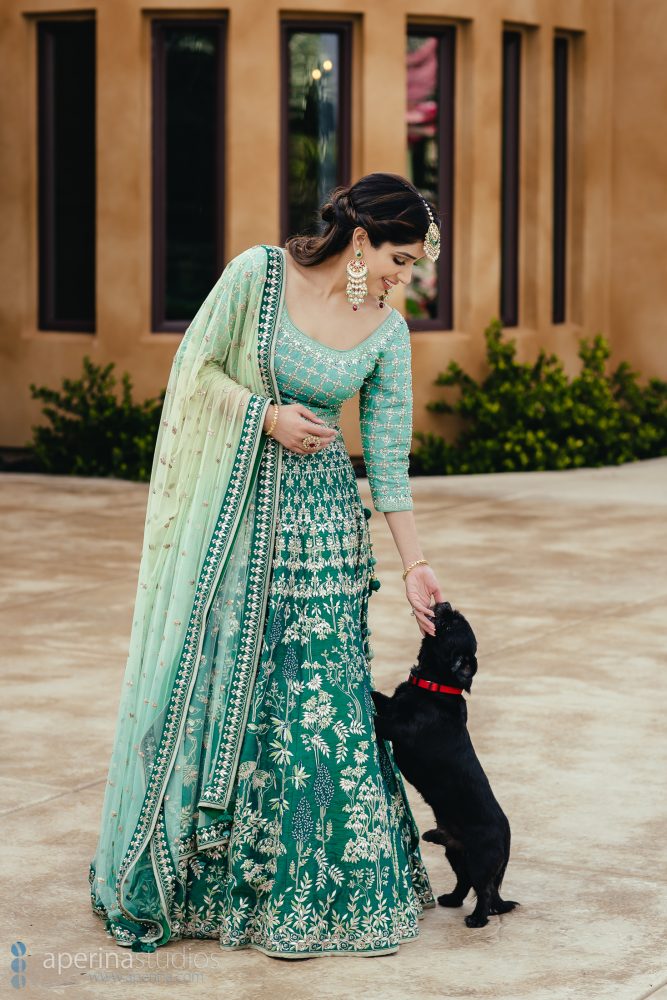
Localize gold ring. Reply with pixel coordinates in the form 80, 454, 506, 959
302, 434, 319, 449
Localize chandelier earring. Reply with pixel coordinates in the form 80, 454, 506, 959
346, 247, 368, 311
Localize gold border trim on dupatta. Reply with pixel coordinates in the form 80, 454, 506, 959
108, 245, 285, 947
202, 244, 285, 808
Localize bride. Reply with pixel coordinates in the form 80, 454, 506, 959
88, 171, 445, 959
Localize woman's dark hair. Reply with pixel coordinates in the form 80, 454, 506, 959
285, 172, 441, 266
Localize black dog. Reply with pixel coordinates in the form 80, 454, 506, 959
371, 601, 519, 928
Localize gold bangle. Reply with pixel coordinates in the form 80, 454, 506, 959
266, 402, 279, 437
402, 558, 428, 581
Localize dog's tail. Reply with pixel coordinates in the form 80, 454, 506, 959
494, 823, 511, 892
494, 858, 508, 892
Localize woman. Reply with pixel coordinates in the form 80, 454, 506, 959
88, 171, 445, 959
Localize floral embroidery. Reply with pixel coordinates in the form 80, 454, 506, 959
88, 246, 430, 958
171, 438, 434, 955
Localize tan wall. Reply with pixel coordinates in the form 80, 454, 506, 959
0, 0, 664, 454
609, 0, 667, 383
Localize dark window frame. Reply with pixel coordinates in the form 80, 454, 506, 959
500, 28, 521, 328
37, 16, 96, 332
151, 15, 227, 333
279, 18, 353, 245
552, 34, 569, 324
406, 24, 456, 332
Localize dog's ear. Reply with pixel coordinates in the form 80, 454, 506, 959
452, 654, 476, 692
453, 655, 469, 676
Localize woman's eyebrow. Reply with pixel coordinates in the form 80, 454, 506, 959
395, 251, 418, 260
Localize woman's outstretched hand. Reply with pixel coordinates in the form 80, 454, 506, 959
404, 564, 444, 637
264, 403, 339, 455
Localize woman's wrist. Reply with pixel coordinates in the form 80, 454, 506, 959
264, 401, 279, 436
381, 511, 427, 581
402, 558, 429, 582
401, 553, 426, 572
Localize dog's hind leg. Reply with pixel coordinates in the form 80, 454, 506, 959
422, 827, 471, 907
487, 825, 520, 916
437, 845, 472, 908
488, 861, 520, 915
465, 881, 493, 928
465, 849, 506, 927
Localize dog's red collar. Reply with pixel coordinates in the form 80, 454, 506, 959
409, 673, 463, 695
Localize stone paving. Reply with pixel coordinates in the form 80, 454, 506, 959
1, 458, 666, 999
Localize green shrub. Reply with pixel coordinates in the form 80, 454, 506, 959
28, 355, 165, 481
412, 318, 667, 474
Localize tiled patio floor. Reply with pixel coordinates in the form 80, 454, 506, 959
1, 458, 666, 999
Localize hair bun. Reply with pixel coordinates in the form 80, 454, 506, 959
333, 188, 355, 223
320, 201, 336, 225
319, 186, 356, 229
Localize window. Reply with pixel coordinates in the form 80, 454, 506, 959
552, 34, 569, 324
406, 27, 456, 330
500, 29, 521, 328
37, 18, 96, 331
151, 18, 226, 331
280, 20, 352, 242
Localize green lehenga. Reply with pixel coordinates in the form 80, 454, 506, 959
88, 244, 435, 958
175, 435, 435, 956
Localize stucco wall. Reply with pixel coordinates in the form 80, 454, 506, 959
0, 0, 663, 455
609, 0, 667, 384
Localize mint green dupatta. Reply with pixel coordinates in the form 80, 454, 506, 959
89, 244, 286, 950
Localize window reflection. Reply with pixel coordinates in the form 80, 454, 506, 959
406, 34, 440, 321
38, 19, 96, 330
152, 21, 224, 328
285, 29, 346, 237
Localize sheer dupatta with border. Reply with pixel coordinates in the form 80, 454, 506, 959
89, 244, 287, 950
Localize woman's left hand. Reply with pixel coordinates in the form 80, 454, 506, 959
404, 564, 444, 637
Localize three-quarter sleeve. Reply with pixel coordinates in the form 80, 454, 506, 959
359, 315, 414, 512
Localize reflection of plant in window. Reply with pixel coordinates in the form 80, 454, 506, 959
406, 257, 438, 319
406, 34, 440, 320
287, 32, 340, 237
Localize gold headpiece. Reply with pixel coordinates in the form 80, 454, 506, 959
421, 198, 441, 262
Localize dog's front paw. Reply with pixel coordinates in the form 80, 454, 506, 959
465, 912, 489, 928
422, 828, 447, 846
370, 689, 392, 712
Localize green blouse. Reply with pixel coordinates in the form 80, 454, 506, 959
266, 284, 414, 513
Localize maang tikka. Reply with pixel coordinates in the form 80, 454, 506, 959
422, 200, 441, 262
400, 182, 441, 262
346, 247, 368, 310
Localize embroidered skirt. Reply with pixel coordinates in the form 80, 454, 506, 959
173, 436, 436, 957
